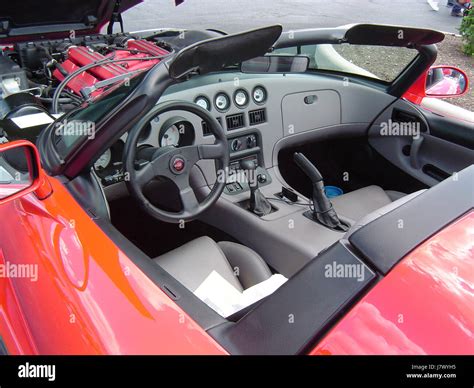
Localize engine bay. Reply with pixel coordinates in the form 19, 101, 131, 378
0, 32, 174, 144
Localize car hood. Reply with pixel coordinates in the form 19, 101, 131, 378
0, 0, 184, 44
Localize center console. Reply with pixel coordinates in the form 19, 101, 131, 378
223, 130, 272, 196
198, 164, 353, 277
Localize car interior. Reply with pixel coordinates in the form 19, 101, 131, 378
26, 25, 473, 352
86, 65, 472, 289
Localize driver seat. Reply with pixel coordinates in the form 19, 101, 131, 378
153, 236, 272, 292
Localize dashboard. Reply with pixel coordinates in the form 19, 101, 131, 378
93, 72, 395, 195
93, 76, 272, 191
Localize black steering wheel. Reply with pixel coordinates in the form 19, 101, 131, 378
124, 101, 229, 223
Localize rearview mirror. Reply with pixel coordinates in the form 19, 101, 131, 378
0, 140, 43, 204
425, 66, 469, 98
241, 55, 309, 73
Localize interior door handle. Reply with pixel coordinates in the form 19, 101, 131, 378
410, 135, 424, 169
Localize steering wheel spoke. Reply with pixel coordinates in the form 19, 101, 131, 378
198, 142, 226, 160
135, 161, 157, 189
178, 185, 200, 213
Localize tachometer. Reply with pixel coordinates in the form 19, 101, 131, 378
160, 125, 181, 147
94, 149, 112, 170
159, 118, 196, 148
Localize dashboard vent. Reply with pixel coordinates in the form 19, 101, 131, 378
226, 113, 245, 131
249, 108, 266, 125
202, 117, 222, 136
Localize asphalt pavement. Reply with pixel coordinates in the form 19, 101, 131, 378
121, 0, 464, 35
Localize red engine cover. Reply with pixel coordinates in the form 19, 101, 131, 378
52, 39, 169, 98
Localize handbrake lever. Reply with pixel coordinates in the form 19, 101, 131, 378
294, 152, 348, 232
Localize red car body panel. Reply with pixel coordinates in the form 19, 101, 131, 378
0, 175, 226, 355
310, 211, 474, 355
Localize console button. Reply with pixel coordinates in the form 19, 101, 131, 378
231, 138, 242, 152
247, 135, 257, 149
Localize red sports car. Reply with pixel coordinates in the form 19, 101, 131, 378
0, 0, 472, 355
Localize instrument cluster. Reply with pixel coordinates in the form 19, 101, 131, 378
194, 85, 267, 113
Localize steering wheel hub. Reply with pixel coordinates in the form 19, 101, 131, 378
170, 155, 186, 174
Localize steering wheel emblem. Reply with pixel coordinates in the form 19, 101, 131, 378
171, 156, 186, 174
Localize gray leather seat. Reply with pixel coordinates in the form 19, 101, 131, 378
342, 188, 426, 237
331, 185, 407, 223
153, 236, 272, 292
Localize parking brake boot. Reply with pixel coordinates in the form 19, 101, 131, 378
293, 152, 349, 231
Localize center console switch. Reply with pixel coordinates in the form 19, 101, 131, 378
224, 131, 271, 195
229, 133, 258, 153
224, 158, 272, 195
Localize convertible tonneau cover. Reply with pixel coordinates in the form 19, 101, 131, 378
274, 23, 445, 49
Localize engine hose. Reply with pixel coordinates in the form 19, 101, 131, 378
51, 53, 173, 114
40, 97, 71, 102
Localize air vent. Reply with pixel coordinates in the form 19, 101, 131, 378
202, 118, 222, 136
249, 108, 266, 125
226, 113, 245, 131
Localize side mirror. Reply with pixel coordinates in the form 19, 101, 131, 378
425, 66, 469, 98
0, 140, 47, 204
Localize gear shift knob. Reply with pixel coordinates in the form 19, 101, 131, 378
240, 159, 256, 171
240, 159, 258, 189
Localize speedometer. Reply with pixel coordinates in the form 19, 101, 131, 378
94, 149, 112, 170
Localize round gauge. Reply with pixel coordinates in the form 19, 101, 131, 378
214, 92, 230, 111
195, 96, 211, 111
94, 149, 112, 170
159, 118, 196, 148
234, 89, 249, 107
252, 86, 267, 104
160, 124, 181, 147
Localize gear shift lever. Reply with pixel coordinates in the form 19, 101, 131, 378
293, 152, 348, 231
240, 159, 272, 216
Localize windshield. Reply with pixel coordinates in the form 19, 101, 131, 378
52, 41, 418, 158
53, 72, 147, 158
273, 44, 419, 83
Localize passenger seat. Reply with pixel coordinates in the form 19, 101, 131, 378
330, 185, 420, 223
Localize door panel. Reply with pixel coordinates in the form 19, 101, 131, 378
368, 99, 474, 187
421, 109, 474, 150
